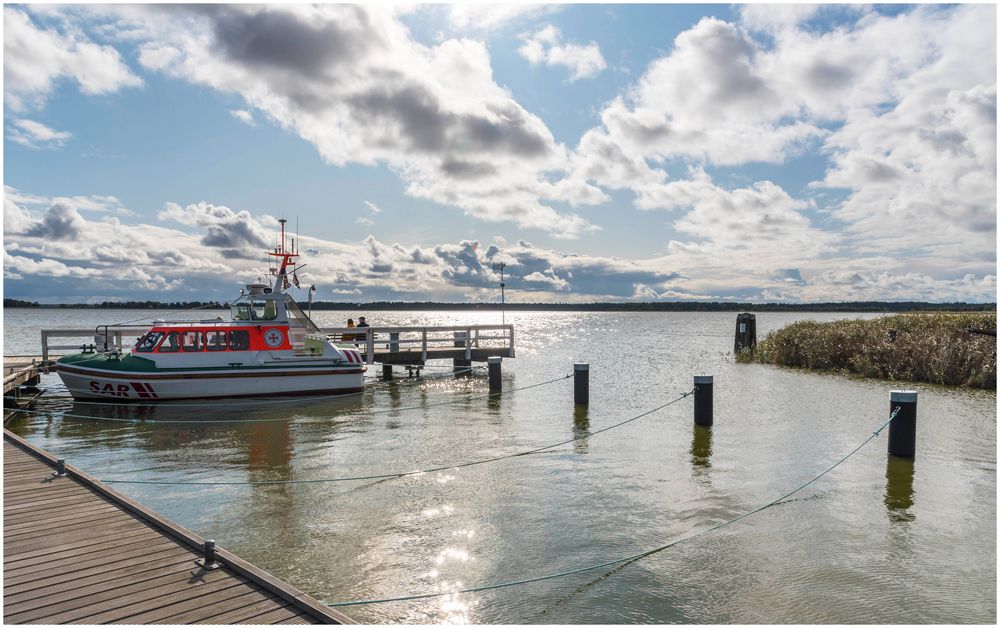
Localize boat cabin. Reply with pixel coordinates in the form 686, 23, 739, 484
133, 325, 293, 354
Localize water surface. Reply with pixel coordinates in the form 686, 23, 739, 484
4, 309, 996, 623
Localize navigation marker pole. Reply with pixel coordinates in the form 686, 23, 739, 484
492, 262, 506, 325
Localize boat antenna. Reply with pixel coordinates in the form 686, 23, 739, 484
491, 262, 506, 325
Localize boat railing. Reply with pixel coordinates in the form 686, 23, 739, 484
39, 324, 515, 370
40, 325, 151, 371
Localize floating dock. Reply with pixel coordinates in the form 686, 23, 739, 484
3, 430, 351, 624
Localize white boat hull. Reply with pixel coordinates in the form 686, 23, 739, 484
56, 364, 365, 401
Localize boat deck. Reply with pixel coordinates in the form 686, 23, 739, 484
3, 430, 351, 624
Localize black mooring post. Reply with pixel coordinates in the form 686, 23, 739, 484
694, 375, 713, 427
574, 363, 589, 405
888, 390, 917, 458
734, 313, 757, 353
52, 459, 67, 477
488, 357, 502, 392
197, 539, 222, 570
382, 363, 393, 380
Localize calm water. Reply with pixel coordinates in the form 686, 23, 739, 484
3, 309, 996, 624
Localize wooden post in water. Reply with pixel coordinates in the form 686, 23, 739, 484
694, 375, 713, 427
888, 390, 917, 458
734, 313, 756, 353
488, 357, 502, 392
382, 363, 393, 380
574, 363, 589, 405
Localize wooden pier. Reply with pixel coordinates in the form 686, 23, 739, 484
3, 430, 352, 624
3, 357, 50, 409
40, 324, 515, 367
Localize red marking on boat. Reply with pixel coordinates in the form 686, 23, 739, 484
131, 382, 150, 398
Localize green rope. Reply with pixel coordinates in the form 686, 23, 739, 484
98, 389, 694, 486
8, 374, 570, 425
323, 407, 902, 608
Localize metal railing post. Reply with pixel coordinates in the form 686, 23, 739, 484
465, 327, 472, 360
41, 331, 49, 373
421, 329, 428, 362
366, 329, 375, 365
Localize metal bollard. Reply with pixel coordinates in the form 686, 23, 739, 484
52, 459, 67, 477
488, 357, 502, 392
382, 363, 393, 380
574, 363, 589, 405
888, 390, 917, 458
196, 539, 222, 570
694, 375, 713, 427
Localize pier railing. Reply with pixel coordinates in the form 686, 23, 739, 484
40, 324, 514, 368
324, 325, 515, 364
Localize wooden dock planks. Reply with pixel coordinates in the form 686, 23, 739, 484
3, 431, 353, 624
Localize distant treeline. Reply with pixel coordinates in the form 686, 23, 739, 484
3, 299, 227, 309
4, 298, 995, 312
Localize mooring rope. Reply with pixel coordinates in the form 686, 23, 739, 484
97, 389, 694, 486
41, 365, 483, 408
6, 374, 571, 425
321, 406, 902, 608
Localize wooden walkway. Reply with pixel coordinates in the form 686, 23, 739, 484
3, 431, 352, 624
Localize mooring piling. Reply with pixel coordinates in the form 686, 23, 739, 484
382, 363, 393, 380
694, 375, 713, 426
488, 357, 502, 392
734, 312, 757, 353
888, 390, 917, 458
574, 363, 589, 405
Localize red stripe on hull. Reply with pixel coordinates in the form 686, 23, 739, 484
69, 387, 367, 403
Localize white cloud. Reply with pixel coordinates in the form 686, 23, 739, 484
158, 201, 273, 252
737, 5, 825, 33
229, 109, 255, 126
3, 7, 141, 111
447, 5, 560, 33
4, 187, 995, 303
4, 198, 34, 234
107, 4, 598, 238
6, 118, 73, 149
25, 201, 88, 240
518, 25, 607, 81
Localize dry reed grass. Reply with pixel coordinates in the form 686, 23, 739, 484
739, 312, 997, 388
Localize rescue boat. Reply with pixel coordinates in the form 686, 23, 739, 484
55, 221, 366, 401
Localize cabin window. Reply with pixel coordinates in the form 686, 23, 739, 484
158, 332, 181, 353
206, 331, 227, 351
228, 330, 250, 351
234, 304, 252, 321
181, 331, 203, 352
134, 332, 163, 353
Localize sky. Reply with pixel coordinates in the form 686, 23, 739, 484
2, 3, 997, 304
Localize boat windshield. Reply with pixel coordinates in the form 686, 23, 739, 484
134, 332, 164, 353
233, 301, 278, 321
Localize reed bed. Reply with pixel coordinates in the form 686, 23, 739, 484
740, 312, 997, 388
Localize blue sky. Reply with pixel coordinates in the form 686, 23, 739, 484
3, 4, 996, 303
